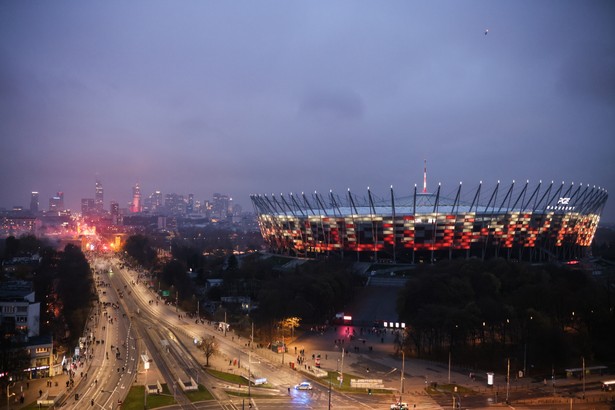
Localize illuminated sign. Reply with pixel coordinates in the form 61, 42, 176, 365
547, 197, 575, 211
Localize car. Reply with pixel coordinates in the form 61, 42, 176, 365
390, 402, 409, 410
294, 382, 313, 390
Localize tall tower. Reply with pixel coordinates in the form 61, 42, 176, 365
30, 192, 39, 214
95, 179, 104, 212
131, 183, 141, 213
423, 159, 427, 193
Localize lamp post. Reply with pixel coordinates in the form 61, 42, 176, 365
448, 350, 451, 384
401, 350, 405, 394
6, 378, 16, 410
328, 376, 332, 410
141, 353, 150, 409
248, 322, 253, 400
582, 356, 585, 399
281, 326, 285, 364
144, 366, 148, 409
506, 358, 510, 404
339, 347, 345, 387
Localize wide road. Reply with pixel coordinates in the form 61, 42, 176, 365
101, 254, 398, 409
57, 258, 138, 410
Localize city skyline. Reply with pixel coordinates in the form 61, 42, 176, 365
1, 2, 613, 221
12, 180, 237, 215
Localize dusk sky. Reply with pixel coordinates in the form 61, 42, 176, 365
1, 1, 614, 221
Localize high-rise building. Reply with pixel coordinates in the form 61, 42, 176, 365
110, 201, 120, 225
153, 191, 163, 210
81, 198, 95, 215
30, 191, 39, 214
187, 194, 194, 214
131, 183, 141, 213
95, 179, 104, 212
212, 193, 231, 219
48, 192, 64, 212
143, 190, 163, 214
164, 193, 186, 215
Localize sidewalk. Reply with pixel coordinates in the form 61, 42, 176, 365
3, 371, 72, 410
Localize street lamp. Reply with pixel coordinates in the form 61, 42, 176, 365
506, 358, 510, 404
400, 351, 405, 399
582, 356, 585, 399
141, 353, 150, 409
248, 322, 254, 403
6, 378, 16, 410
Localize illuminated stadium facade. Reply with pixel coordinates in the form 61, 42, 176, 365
251, 180, 608, 263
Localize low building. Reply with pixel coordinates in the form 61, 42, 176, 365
0, 280, 40, 340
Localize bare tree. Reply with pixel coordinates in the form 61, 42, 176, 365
198, 336, 217, 367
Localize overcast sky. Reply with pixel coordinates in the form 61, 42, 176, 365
1, 1, 614, 221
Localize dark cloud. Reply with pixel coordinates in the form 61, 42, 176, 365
299, 88, 364, 121
557, 42, 615, 105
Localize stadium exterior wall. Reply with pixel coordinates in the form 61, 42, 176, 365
251, 181, 608, 263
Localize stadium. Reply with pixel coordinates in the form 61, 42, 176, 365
251, 179, 608, 263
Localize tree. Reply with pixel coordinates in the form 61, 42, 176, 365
198, 336, 217, 367
280, 317, 301, 340
123, 235, 157, 268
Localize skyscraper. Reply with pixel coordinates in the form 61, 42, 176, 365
30, 192, 39, 214
187, 193, 194, 214
110, 201, 120, 225
48, 192, 64, 213
95, 179, 104, 212
81, 198, 95, 215
212, 193, 231, 219
131, 183, 141, 213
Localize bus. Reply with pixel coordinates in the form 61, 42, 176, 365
601, 380, 615, 391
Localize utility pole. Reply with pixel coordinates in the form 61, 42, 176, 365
400, 350, 405, 399
339, 348, 345, 386
506, 358, 510, 404
448, 350, 451, 384
328, 376, 332, 409
582, 356, 585, 399
249, 322, 253, 400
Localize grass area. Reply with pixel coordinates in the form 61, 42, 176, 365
320, 370, 389, 394
206, 368, 249, 385
205, 368, 276, 394
426, 383, 476, 395
122, 384, 176, 410
184, 383, 214, 402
